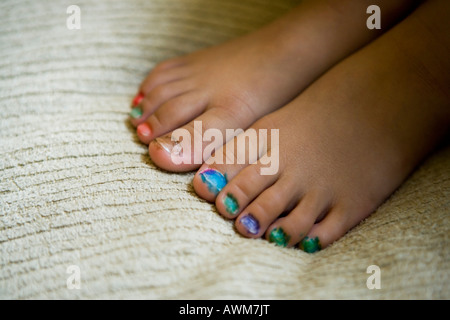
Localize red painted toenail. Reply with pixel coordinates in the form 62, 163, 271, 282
132, 92, 144, 106
137, 123, 151, 137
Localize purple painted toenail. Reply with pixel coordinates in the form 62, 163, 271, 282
240, 214, 260, 235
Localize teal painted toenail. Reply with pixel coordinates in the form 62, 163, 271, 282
299, 236, 321, 253
269, 228, 290, 247
130, 107, 143, 119
199, 169, 227, 196
223, 193, 239, 215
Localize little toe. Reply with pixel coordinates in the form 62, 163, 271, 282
265, 191, 331, 248
150, 57, 187, 73
298, 205, 366, 253
140, 57, 187, 87
139, 64, 191, 96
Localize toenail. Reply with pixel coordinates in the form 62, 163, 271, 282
269, 227, 290, 247
137, 123, 151, 137
199, 169, 227, 196
130, 107, 143, 119
154, 136, 182, 156
223, 193, 239, 215
299, 236, 322, 253
240, 214, 260, 235
132, 92, 144, 106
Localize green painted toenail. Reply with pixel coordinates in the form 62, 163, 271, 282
269, 228, 290, 247
299, 236, 321, 253
223, 193, 239, 215
130, 107, 143, 119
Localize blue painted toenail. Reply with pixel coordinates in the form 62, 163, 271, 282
199, 168, 227, 196
240, 214, 260, 235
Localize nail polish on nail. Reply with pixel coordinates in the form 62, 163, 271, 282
137, 123, 151, 137
130, 107, 143, 119
223, 193, 239, 215
199, 169, 227, 196
299, 236, 322, 253
269, 227, 290, 247
240, 214, 260, 235
132, 93, 144, 106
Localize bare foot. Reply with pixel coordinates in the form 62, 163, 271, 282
192, 0, 450, 251
129, 0, 416, 172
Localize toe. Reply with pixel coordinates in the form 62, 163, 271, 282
149, 106, 253, 173
214, 163, 279, 217
150, 57, 187, 73
139, 57, 186, 88
137, 91, 207, 144
139, 64, 191, 96
234, 180, 299, 239
298, 204, 367, 253
265, 191, 331, 248
130, 80, 196, 127
193, 119, 280, 201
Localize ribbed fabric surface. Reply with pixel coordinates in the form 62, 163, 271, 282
0, 0, 449, 299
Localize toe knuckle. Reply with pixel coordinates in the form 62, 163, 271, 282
231, 181, 252, 200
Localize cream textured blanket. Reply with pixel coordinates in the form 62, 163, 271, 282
1, 0, 449, 299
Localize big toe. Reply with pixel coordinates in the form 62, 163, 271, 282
193, 116, 280, 203
149, 106, 256, 173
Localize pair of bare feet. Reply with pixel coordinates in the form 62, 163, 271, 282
129, 0, 449, 252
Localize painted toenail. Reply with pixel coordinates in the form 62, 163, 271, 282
269, 227, 290, 247
199, 169, 227, 196
130, 107, 143, 119
240, 214, 260, 235
299, 236, 322, 253
132, 92, 144, 106
154, 136, 183, 157
137, 123, 151, 137
223, 193, 239, 215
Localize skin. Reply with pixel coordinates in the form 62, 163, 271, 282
131, 0, 418, 171
130, 0, 449, 250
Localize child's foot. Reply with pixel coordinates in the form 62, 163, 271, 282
193, 0, 450, 251
130, 0, 415, 172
